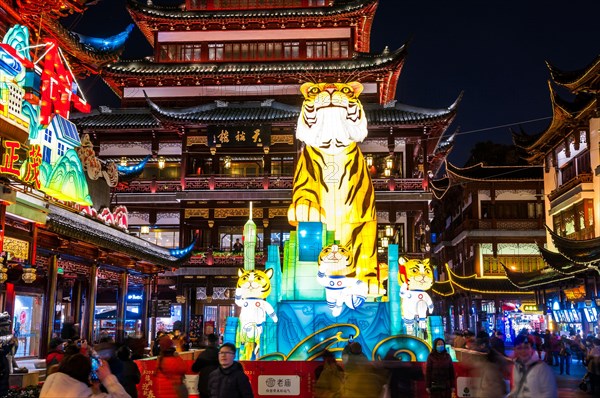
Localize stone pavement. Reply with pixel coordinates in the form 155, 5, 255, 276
550, 358, 592, 398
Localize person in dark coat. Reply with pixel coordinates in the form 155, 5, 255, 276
425, 338, 455, 398
192, 333, 219, 398
208, 342, 253, 398
115, 345, 141, 398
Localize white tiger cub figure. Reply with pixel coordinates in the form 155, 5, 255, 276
317, 244, 368, 317
235, 268, 278, 360
398, 257, 434, 336
288, 82, 381, 295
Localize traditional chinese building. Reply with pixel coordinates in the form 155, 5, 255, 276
68, 0, 459, 336
511, 54, 600, 335
0, 2, 189, 359
429, 161, 545, 337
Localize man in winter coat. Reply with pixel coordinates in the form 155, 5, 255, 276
208, 342, 253, 398
507, 334, 557, 398
192, 333, 219, 398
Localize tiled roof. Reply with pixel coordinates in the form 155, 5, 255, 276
446, 162, 544, 182
547, 226, 600, 265
70, 108, 161, 130
147, 97, 298, 123
71, 97, 456, 129
431, 264, 532, 296
46, 205, 191, 268
147, 97, 456, 126
447, 265, 530, 294
127, 0, 377, 20
103, 47, 406, 77
502, 264, 575, 289
538, 246, 590, 275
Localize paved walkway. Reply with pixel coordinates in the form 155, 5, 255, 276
549, 358, 592, 397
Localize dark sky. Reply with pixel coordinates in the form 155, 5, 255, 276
71, 0, 600, 165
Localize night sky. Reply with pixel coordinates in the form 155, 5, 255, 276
72, 0, 600, 165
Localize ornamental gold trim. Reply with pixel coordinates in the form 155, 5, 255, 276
187, 136, 207, 146
184, 208, 209, 219
271, 135, 294, 145
214, 208, 262, 218
268, 208, 288, 218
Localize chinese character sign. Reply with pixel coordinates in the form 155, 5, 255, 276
208, 125, 271, 149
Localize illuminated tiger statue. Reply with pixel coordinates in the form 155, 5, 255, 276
288, 82, 380, 294
235, 268, 278, 360
317, 244, 368, 317
398, 257, 434, 336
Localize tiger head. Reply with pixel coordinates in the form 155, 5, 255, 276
237, 268, 273, 299
318, 244, 355, 277
296, 82, 368, 155
399, 257, 434, 291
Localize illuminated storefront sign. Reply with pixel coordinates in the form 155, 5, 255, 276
0, 25, 93, 205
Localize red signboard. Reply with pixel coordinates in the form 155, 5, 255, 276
134, 359, 490, 398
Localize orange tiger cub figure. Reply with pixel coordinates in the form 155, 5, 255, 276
288, 82, 380, 295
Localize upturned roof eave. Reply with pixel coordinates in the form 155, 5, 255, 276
445, 161, 544, 183
127, 0, 378, 22
546, 55, 600, 92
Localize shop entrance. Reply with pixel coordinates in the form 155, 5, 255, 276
14, 293, 43, 358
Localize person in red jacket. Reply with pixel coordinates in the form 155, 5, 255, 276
154, 335, 189, 398
45, 338, 65, 367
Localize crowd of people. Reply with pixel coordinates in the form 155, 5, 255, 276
29, 324, 600, 398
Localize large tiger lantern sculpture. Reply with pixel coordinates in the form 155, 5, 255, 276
399, 258, 434, 336
235, 268, 278, 360
317, 244, 369, 317
288, 82, 380, 295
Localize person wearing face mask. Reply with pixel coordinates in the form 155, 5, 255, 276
425, 338, 455, 398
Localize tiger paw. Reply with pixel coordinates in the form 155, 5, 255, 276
287, 200, 325, 225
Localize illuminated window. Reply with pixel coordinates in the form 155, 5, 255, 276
208, 44, 224, 61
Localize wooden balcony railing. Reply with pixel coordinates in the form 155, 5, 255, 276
548, 173, 593, 202
114, 176, 427, 193
436, 218, 545, 242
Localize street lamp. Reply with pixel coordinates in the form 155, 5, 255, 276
365, 154, 373, 167
224, 156, 232, 169
158, 156, 166, 170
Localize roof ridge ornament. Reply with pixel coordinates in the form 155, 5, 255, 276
216, 100, 229, 108
383, 100, 397, 108
382, 46, 390, 55
261, 99, 274, 107
99, 106, 112, 114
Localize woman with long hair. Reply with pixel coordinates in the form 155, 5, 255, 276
425, 338, 456, 398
